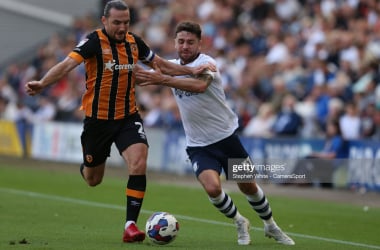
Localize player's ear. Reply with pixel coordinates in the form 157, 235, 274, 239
174, 39, 178, 50
101, 16, 107, 26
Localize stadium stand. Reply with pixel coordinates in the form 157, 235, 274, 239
1, 0, 380, 141
0, 0, 97, 66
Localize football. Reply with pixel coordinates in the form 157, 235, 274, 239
145, 212, 179, 245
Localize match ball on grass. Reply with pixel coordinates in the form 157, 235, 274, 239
145, 212, 179, 245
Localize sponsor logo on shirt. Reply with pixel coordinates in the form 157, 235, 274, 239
174, 88, 199, 98
104, 59, 135, 72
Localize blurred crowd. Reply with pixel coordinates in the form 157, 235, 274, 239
1, 0, 380, 141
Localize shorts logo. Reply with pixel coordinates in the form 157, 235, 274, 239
192, 161, 199, 172
86, 154, 93, 163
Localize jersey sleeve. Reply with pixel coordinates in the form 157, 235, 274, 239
199, 55, 217, 80
68, 32, 99, 63
133, 34, 155, 64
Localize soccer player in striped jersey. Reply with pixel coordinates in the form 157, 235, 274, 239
136, 21, 295, 246
25, 0, 208, 244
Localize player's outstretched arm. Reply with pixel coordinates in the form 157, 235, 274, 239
25, 56, 79, 96
149, 55, 215, 76
135, 64, 213, 93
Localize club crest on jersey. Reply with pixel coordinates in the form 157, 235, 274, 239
130, 43, 138, 52
104, 59, 135, 72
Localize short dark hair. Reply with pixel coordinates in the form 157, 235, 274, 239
104, 0, 128, 17
175, 21, 202, 40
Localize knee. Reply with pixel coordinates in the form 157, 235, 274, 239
204, 183, 222, 198
238, 182, 257, 195
84, 176, 102, 187
81, 163, 105, 187
128, 158, 147, 175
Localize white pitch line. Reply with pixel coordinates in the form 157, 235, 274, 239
1, 187, 379, 249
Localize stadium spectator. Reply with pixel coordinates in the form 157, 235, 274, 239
324, 97, 345, 131
268, 75, 290, 113
295, 94, 321, 138
24, 0, 208, 244
339, 102, 361, 140
0, 95, 11, 120
55, 71, 85, 122
293, 119, 348, 188
142, 89, 165, 127
136, 20, 295, 246
371, 105, 380, 140
309, 84, 330, 130
271, 94, 303, 136
23, 96, 57, 124
360, 102, 376, 138
243, 102, 276, 138
0, 77, 17, 104
309, 119, 348, 159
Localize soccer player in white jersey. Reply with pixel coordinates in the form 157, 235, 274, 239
136, 21, 295, 246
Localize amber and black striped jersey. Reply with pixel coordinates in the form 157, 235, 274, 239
68, 28, 155, 120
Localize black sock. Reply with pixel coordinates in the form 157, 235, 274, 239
79, 164, 85, 178
126, 175, 146, 223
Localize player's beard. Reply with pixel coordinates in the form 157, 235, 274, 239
179, 51, 198, 65
114, 31, 126, 42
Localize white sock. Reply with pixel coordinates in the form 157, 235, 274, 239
264, 217, 275, 226
247, 185, 264, 202
125, 220, 135, 229
233, 211, 243, 221
209, 191, 225, 203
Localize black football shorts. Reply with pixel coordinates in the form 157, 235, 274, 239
80, 112, 148, 167
186, 132, 249, 179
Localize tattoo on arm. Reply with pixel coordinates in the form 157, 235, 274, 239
195, 73, 213, 87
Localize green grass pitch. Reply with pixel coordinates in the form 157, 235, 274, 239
0, 159, 379, 250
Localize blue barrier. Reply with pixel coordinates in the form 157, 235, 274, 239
162, 130, 380, 191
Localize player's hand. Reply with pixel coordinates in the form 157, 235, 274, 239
135, 62, 166, 86
25, 81, 44, 96
192, 62, 217, 75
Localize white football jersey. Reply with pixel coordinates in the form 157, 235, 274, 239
170, 54, 238, 147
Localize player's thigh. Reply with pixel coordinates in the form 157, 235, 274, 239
218, 133, 251, 179
115, 113, 148, 173
198, 169, 222, 196
186, 147, 223, 195
186, 147, 223, 177
81, 118, 114, 167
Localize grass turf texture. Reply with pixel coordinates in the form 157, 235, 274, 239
0, 160, 379, 250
